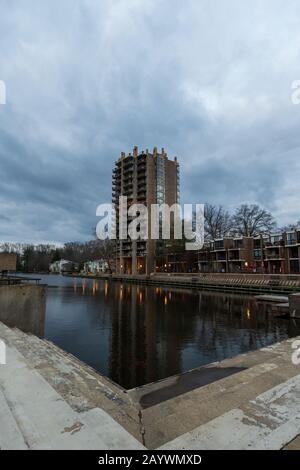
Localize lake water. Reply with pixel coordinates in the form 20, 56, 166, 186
20, 274, 300, 389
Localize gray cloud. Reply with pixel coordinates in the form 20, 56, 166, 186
0, 0, 300, 243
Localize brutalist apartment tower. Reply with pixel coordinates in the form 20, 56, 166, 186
112, 146, 180, 275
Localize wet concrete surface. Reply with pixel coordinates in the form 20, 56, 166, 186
1, 318, 300, 449
138, 366, 247, 409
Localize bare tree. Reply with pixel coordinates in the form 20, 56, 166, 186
204, 204, 232, 240
280, 220, 300, 231
97, 239, 115, 272
231, 204, 276, 237
22, 245, 54, 273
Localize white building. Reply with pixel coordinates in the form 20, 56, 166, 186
49, 259, 76, 274
83, 259, 109, 274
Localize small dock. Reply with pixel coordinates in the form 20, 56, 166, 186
255, 293, 300, 319
255, 295, 289, 303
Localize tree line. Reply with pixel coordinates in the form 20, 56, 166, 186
0, 240, 114, 273
204, 203, 299, 240
1, 203, 298, 272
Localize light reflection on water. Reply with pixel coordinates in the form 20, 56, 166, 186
20, 274, 300, 389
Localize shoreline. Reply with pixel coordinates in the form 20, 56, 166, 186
63, 272, 300, 296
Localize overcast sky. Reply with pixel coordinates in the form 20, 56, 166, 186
0, 0, 300, 243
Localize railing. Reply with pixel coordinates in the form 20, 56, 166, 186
110, 272, 300, 293
151, 272, 300, 280
0, 275, 41, 285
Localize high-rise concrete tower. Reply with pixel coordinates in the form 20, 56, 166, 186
112, 147, 180, 275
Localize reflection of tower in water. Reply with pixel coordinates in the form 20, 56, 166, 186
92, 280, 99, 295
82, 280, 87, 295
108, 284, 198, 389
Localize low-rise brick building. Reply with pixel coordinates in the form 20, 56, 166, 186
196, 229, 300, 274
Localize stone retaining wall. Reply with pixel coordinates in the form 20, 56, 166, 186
0, 284, 46, 337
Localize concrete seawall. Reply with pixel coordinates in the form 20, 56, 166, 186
67, 272, 300, 295
0, 284, 46, 337
0, 319, 299, 450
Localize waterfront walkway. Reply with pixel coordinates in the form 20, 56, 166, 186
0, 320, 300, 450
71, 272, 300, 295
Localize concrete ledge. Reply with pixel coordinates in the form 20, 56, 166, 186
290, 293, 300, 318
1, 320, 300, 450
0, 284, 46, 337
0, 344, 144, 450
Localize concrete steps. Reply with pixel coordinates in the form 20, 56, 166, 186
0, 323, 130, 404
2, 320, 300, 449
139, 338, 300, 448
160, 372, 300, 450
0, 322, 144, 450
0, 388, 28, 450
5, 327, 139, 424
0, 322, 142, 440
10, 325, 120, 393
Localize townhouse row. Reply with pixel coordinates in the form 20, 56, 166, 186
197, 230, 300, 274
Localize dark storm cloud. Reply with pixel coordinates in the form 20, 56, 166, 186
0, 0, 300, 243
0, 215, 10, 222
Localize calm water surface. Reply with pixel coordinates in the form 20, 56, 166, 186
22, 274, 300, 389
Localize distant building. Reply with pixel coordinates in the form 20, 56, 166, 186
196, 229, 300, 274
113, 146, 180, 275
83, 259, 109, 274
49, 259, 77, 274
0, 253, 17, 274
